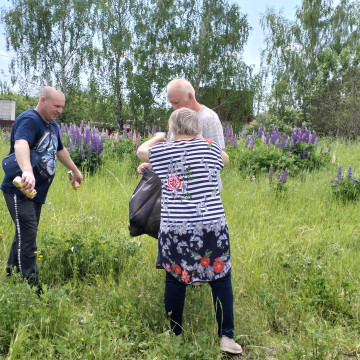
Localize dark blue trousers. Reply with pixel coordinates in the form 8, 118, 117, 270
164, 272, 234, 338
4, 192, 42, 286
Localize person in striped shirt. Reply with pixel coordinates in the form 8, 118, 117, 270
136, 108, 242, 355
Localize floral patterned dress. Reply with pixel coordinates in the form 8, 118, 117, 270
149, 138, 231, 284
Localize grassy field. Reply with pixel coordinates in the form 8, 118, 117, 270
0, 134, 359, 359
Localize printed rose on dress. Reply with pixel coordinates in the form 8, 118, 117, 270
168, 175, 182, 190
181, 269, 191, 283
172, 264, 182, 275
204, 138, 213, 145
201, 257, 210, 268
165, 263, 171, 272
213, 257, 226, 273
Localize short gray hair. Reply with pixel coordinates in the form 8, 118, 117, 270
169, 108, 201, 136
167, 79, 195, 98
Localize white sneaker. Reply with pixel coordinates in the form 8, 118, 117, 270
220, 336, 243, 354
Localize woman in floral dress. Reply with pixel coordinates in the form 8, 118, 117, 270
136, 108, 242, 354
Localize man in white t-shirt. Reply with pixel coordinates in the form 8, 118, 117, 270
167, 79, 226, 190
137, 79, 226, 190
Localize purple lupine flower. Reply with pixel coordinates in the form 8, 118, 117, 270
265, 132, 270, 144
257, 124, 263, 138
269, 165, 274, 182
87, 142, 93, 158
67, 133, 72, 149
297, 154, 301, 160
233, 137, 238, 148
245, 136, 249, 147
312, 130, 317, 144
80, 148, 85, 160
283, 168, 288, 183
303, 128, 309, 142
249, 136, 255, 150
335, 177, 339, 185
330, 177, 334, 183
76, 127, 82, 147
347, 165, 353, 178
337, 165, 342, 178
353, 178, 357, 185
302, 147, 306, 159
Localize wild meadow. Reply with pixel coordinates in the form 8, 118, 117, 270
0, 125, 359, 359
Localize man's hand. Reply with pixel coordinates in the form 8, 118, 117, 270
21, 171, 36, 191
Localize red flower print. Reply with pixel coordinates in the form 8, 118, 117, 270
181, 270, 191, 283
165, 263, 171, 272
168, 175, 182, 190
201, 257, 210, 268
213, 257, 226, 273
172, 264, 182, 275
204, 138, 213, 144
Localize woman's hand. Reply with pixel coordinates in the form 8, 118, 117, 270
154, 132, 167, 142
137, 162, 152, 174
136, 132, 167, 162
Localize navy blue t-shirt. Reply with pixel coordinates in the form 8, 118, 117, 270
1, 109, 64, 204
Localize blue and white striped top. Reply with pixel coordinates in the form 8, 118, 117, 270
149, 137, 225, 225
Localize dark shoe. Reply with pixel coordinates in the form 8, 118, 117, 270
5, 267, 12, 277
35, 285, 44, 298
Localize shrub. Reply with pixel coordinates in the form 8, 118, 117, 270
37, 231, 140, 284
60, 122, 105, 174
331, 165, 360, 202
227, 124, 331, 175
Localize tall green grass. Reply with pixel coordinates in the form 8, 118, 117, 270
0, 135, 359, 359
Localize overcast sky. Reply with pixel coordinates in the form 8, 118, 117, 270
0, 0, 303, 91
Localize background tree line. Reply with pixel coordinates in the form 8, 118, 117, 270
0, 0, 359, 138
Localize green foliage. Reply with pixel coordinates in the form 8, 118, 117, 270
228, 138, 330, 176
262, 0, 360, 138
331, 165, 360, 202
69, 148, 103, 175
37, 231, 140, 283
102, 138, 140, 173
1, 135, 360, 359
2, 0, 96, 92
199, 86, 253, 132
250, 108, 304, 136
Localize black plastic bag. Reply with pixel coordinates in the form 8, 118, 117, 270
128, 168, 161, 239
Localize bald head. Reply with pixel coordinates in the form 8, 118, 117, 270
36, 86, 65, 123
167, 79, 202, 112
39, 86, 65, 100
